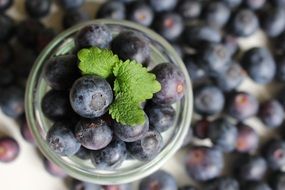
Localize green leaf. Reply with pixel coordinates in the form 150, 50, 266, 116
78, 47, 119, 78
109, 93, 145, 126
113, 60, 161, 102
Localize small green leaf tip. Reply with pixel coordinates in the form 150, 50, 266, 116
78, 47, 119, 78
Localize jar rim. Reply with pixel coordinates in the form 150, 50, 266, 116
25, 19, 193, 184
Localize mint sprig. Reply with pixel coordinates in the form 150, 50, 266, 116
78, 47, 161, 126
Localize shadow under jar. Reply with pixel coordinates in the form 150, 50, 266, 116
25, 19, 192, 184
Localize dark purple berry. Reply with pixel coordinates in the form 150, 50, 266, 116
258, 100, 284, 128
57, 0, 85, 10
36, 27, 56, 53
96, 1, 126, 20
152, 63, 186, 105
221, 0, 242, 8
153, 12, 184, 41
111, 31, 150, 64
75, 118, 113, 150
19, 117, 35, 145
235, 123, 259, 153
44, 54, 80, 90
41, 90, 74, 121
242, 181, 272, 190
69, 75, 113, 118
0, 136, 19, 163
205, 177, 239, 190
46, 121, 81, 156
0, 43, 13, 66
176, 0, 202, 20
149, 0, 177, 12
75, 24, 112, 49
0, 0, 13, 12
127, 2, 154, 27
127, 130, 163, 161
227, 91, 259, 121
90, 138, 127, 169
194, 84, 225, 116
113, 114, 149, 142
185, 146, 224, 181
70, 178, 101, 190
139, 170, 177, 190
262, 139, 285, 170
244, 0, 266, 10
62, 9, 90, 29
75, 146, 90, 160
0, 14, 14, 42
25, 0, 51, 18
145, 104, 176, 133
275, 54, 285, 81
43, 157, 67, 178
193, 118, 210, 139
222, 35, 240, 57
273, 0, 285, 6
208, 118, 238, 152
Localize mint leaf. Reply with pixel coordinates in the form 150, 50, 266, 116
113, 60, 161, 102
78, 47, 119, 78
109, 93, 145, 126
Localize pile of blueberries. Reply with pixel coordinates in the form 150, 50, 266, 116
2, 0, 285, 189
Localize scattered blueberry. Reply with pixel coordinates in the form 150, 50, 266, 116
194, 84, 225, 116
43, 157, 67, 178
205, 177, 239, 190
57, 0, 85, 10
0, 0, 13, 12
0, 14, 14, 42
96, 1, 126, 20
151, 63, 186, 105
69, 75, 113, 118
62, 9, 90, 29
244, 0, 266, 10
0, 43, 13, 66
25, 0, 51, 18
179, 186, 197, 190
149, 0, 177, 12
19, 117, 35, 145
242, 181, 272, 190
139, 170, 177, 190
90, 138, 127, 170
35, 27, 56, 53
193, 118, 210, 139
183, 54, 208, 83
273, 0, 285, 6
0, 136, 19, 163
46, 121, 81, 156
185, 146, 224, 181
262, 139, 285, 170
127, 2, 154, 27
176, 0, 202, 21
222, 35, 240, 57
275, 54, 285, 82
70, 178, 101, 190
258, 100, 284, 128
235, 123, 259, 153
0, 68, 14, 87
103, 184, 132, 190
221, 0, 242, 8
75, 118, 112, 150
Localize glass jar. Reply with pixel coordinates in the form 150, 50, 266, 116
25, 19, 193, 185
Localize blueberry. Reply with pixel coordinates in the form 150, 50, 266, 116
235, 123, 259, 153
41, 90, 74, 121
176, 0, 202, 21
227, 91, 259, 121
273, 0, 285, 6
262, 139, 285, 170
172, 42, 185, 58
242, 181, 272, 190
75, 146, 90, 160
149, 0, 177, 12
260, 6, 285, 38
179, 186, 197, 190
127, 2, 154, 27
258, 100, 284, 128
46, 121, 81, 156
111, 31, 150, 64
0, 85, 24, 118
194, 84, 225, 116
183, 54, 208, 83
90, 138, 127, 170
229, 9, 259, 37
16, 19, 45, 48
0, 14, 14, 42
184, 23, 222, 49
19, 117, 35, 145
70, 178, 101, 190
43, 157, 67, 178
127, 130, 163, 161
205, 177, 239, 190
193, 118, 210, 139
57, 0, 85, 10
152, 63, 186, 105
269, 171, 285, 190
221, 0, 242, 8
75, 118, 112, 150
152, 12, 184, 41
25, 0, 51, 18
185, 146, 224, 181
202, 1, 231, 28
0, 43, 13, 66
214, 61, 244, 92
44, 54, 80, 90
96, 1, 126, 20
0, 68, 15, 87
113, 114, 149, 142
244, 0, 266, 10
199, 43, 231, 76
103, 184, 132, 190
0, 0, 13, 12
145, 104, 176, 133
0, 136, 19, 163
241, 47, 276, 84
234, 155, 267, 181
275, 54, 285, 81
75, 24, 112, 50
62, 9, 90, 29
35, 27, 56, 53
208, 118, 238, 152
139, 170, 177, 190
222, 35, 240, 57
70, 75, 113, 118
